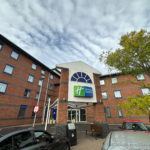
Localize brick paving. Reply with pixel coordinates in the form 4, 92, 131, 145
71, 131, 105, 150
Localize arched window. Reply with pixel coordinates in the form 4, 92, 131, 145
71, 72, 92, 83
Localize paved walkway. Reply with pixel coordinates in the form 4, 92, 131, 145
71, 131, 105, 150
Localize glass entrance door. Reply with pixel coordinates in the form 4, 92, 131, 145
67, 109, 86, 122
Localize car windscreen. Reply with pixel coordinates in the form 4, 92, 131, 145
125, 122, 148, 131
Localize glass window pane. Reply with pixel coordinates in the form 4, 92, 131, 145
32, 63, 37, 70
0, 43, 3, 50
118, 109, 123, 117
102, 92, 107, 99
0, 82, 7, 93
49, 84, 53, 90
38, 80, 43, 86
4, 65, 14, 74
114, 91, 121, 98
41, 70, 45, 75
35, 92, 39, 100
106, 107, 111, 117
80, 109, 86, 121
50, 74, 53, 80
28, 75, 34, 83
137, 74, 145, 80
111, 77, 117, 84
0, 137, 12, 150
11, 51, 19, 60
24, 89, 30, 98
141, 88, 150, 96
100, 80, 105, 85
18, 105, 27, 118
13, 131, 33, 149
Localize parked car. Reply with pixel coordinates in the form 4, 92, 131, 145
120, 119, 149, 132
0, 128, 70, 150
102, 131, 150, 150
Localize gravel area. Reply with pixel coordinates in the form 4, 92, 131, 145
71, 131, 105, 150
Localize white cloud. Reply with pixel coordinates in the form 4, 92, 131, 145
0, 0, 150, 74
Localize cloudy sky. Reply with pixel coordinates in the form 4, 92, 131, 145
0, 0, 150, 74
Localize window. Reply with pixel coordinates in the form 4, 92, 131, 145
111, 77, 118, 84
0, 82, 7, 93
35, 92, 39, 100
24, 89, 31, 98
141, 88, 150, 96
102, 92, 108, 99
114, 90, 122, 98
13, 131, 34, 149
105, 107, 111, 118
41, 69, 45, 75
137, 74, 145, 80
18, 105, 27, 118
11, 51, 19, 60
0, 43, 3, 50
118, 109, 123, 117
100, 79, 105, 85
32, 106, 36, 117
28, 75, 34, 83
38, 79, 43, 86
32, 63, 37, 70
0, 137, 13, 150
4, 64, 14, 75
49, 84, 53, 90
47, 95, 51, 102
50, 74, 53, 80
34, 131, 52, 144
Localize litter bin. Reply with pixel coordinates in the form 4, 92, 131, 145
67, 123, 77, 146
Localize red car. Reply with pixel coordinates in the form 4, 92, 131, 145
120, 119, 150, 133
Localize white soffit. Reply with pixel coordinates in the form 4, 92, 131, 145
56, 61, 101, 75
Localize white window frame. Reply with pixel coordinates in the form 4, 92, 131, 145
32, 63, 37, 70
41, 69, 45, 75
38, 79, 43, 86
100, 79, 105, 85
114, 90, 122, 98
4, 64, 14, 75
102, 91, 108, 99
0, 82, 7, 93
11, 51, 19, 60
50, 74, 53, 80
111, 77, 118, 84
136, 74, 145, 80
28, 75, 34, 83
141, 88, 150, 96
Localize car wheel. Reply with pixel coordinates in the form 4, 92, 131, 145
63, 144, 70, 150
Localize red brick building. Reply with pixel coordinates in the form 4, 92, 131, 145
0, 35, 60, 127
0, 35, 149, 128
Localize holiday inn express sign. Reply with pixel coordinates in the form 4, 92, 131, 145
74, 86, 93, 97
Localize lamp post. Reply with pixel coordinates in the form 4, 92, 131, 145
33, 75, 45, 127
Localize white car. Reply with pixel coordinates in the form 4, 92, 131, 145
102, 131, 150, 150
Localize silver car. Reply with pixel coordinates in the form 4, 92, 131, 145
102, 131, 150, 150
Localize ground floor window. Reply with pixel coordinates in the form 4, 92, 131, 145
67, 108, 86, 122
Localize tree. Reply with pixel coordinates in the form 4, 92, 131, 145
100, 29, 150, 118
100, 29, 150, 77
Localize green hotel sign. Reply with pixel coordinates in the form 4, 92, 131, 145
74, 86, 93, 97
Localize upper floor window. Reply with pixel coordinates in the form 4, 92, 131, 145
28, 75, 34, 83
137, 74, 145, 80
0, 43, 3, 50
38, 79, 43, 86
141, 88, 150, 96
47, 95, 51, 102
49, 84, 53, 90
32, 63, 37, 70
11, 51, 19, 60
18, 105, 27, 118
50, 74, 53, 80
102, 91, 108, 99
4, 64, 14, 75
111, 77, 118, 84
24, 89, 31, 98
41, 69, 45, 75
0, 82, 7, 93
114, 90, 122, 98
71, 72, 92, 83
100, 79, 105, 85
118, 109, 123, 117
35, 92, 40, 100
